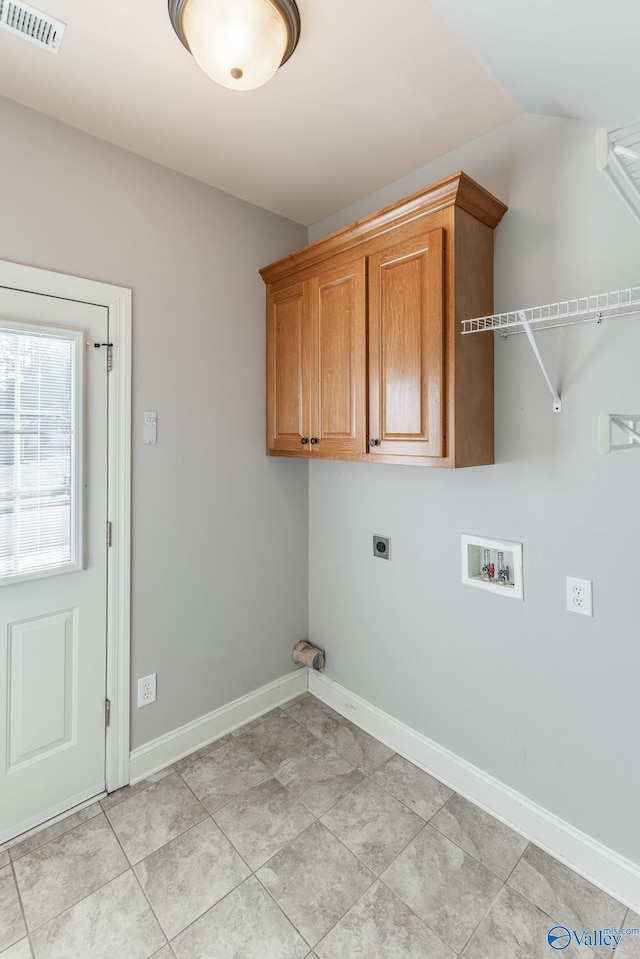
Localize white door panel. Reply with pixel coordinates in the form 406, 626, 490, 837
0, 290, 108, 842
8, 608, 78, 768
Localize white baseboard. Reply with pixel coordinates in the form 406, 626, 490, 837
309, 670, 640, 914
129, 669, 307, 784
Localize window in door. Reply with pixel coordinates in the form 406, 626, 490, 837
0, 321, 83, 582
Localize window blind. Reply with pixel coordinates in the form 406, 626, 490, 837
0, 325, 78, 580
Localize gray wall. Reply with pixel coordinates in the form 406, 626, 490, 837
0, 96, 309, 749
308, 115, 640, 866
3, 96, 637, 868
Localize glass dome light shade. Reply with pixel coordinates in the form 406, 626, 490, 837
182, 0, 290, 91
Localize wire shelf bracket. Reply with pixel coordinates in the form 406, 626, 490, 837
596, 123, 640, 225
518, 312, 562, 412
598, 413, 640, 454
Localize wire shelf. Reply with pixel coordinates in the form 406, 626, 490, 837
461, 286, 640, 335
598, 413, 640, 454
610, 122, 640, 183
596, 122, 640, 225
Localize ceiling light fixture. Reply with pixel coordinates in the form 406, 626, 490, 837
168, 0, 300, 92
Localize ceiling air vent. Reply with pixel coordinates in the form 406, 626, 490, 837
0, 0, 65, 53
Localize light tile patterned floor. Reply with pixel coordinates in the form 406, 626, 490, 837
1, 693, 639, 959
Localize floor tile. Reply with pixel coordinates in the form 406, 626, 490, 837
134, 817, 249, 939
0, 864, 26, 952
321, 779, 425, 874
106, 772, 206, 864
274, 740, 365, 816
100, 767, 174, 811
382, 823, 503, 952
30, 870, 165, 959
316, 880, 455, 959
235, 711, 315, 772
151, 948, 175, 959
287, 699, 394, 772
461, 884, 583, 959
618, 911, 640, 957
9, 804, 102, 861
172, 735, 233, 774
257, 820, 374, 946
171, 876, 307, 959
284, 697, 344, 738
213, 777, 314, 870
281, 692, 311, 709
230, 710, 283, 737
322, 720, 395, 775
13, 815, 128, 930
431, 794, 528, 879
372, 754, 453, 820
172, 748, 212, 775
178, 739, 270, 813
7, 696, 631, 959
508, 844, 627, 931
0, 939, 33, 959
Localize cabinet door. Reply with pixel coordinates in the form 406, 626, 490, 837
368, 228, 445, 458
266, 282, 312, 452
310, 258, 367, 455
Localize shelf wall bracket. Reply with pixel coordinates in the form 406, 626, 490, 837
518, 311, 562, 412
598, 413, 640, 453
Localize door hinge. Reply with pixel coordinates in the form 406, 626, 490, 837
94, 342, 114, 372
105, 698, 111, 727
106, 521, 112, 548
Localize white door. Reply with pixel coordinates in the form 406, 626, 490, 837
0, 289, 109, 843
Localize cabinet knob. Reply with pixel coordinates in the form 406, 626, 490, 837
310, 437, 318, 445
301, 437, 309, 445
369, 438, 379, 447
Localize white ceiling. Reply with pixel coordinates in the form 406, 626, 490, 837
433, 0, 640, 129
0, 0, 636, 225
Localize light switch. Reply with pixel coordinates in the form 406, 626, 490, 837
144, 411, 157, 445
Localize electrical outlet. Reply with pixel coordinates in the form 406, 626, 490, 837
137, 673, 157, 707
373, 535, 391, 560
566, 577, 593, 617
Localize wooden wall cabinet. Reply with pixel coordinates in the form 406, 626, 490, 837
266, 258, 367, 455
261, 172, 507, 468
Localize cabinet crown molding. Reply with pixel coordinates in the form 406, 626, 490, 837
260, 171, 507, 285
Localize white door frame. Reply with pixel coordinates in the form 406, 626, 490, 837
0, 258, 131, 793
